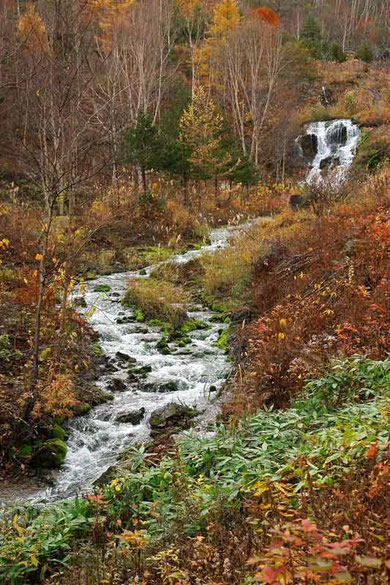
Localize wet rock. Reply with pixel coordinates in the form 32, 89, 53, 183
93, 464, 118, 488
328, 123, 347, 145
149, 403, 199, 436
143, 381, 178, 393
32, 439, 68, 469
128, 365, 151, 376
156, 339, 172, 354
116, 351, 136, 363
104, 360, 119, 373
299, 133, 318, 159
108, 378, 127, 392
320, 156, 340, 170
132, 326, 149, 334
116, 316, 135, 324
73, 296, 87, 308
116, 407, 145, 425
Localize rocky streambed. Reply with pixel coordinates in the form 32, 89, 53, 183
0, 221, 258, 505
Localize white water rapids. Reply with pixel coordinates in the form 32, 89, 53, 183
23, 222, 257, 502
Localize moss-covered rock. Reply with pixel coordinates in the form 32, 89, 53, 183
50, 424, 66, 441
32, 439, 68, 469
93, 284, 111, 293
149, 403, 199, 436
78, 402, 91, 415
215, 328, 230, 353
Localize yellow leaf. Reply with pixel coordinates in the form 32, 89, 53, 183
12, 515, 24, 536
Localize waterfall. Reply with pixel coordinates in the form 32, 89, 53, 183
303, 119, 361, 185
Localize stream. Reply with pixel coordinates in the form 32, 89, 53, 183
1, 118, 361, 506
32, 222, 254, 502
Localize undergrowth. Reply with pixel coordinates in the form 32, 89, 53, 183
1, 356, 390, 584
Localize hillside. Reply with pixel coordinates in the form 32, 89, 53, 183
0, 1, 390, 584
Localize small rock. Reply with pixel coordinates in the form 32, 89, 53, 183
93, 465, 118, 487
116, 351, 136, 363
108, 378, 127, 392
143, 381, 178, 393
116, 408, 145, 425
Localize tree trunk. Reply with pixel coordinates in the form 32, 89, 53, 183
141, 166, 147, 194
23, 205, 54, 421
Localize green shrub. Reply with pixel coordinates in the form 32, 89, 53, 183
329, 41, 346, 63
356, 41, 374, 62
0, 334, 22, 365
0, 499, 92, 584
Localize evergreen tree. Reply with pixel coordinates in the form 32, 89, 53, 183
301, 14, 323, 59
123, 110, 163, 193
329, 41, 346, 63
356, 41, 374, 62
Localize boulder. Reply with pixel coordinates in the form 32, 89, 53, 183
299, 133, 318, 159
320, 155, 340, 170
149, 403, 198, 436
116, 407, 145, 425
32, 439, 68, 469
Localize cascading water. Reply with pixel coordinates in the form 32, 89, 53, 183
303, 119, 361, 185
2, 222, 257, 504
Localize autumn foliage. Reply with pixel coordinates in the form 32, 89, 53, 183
252, 7, 280, 27
229, 186, 390, 413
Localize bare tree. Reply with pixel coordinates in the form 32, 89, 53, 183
92, 0, 176, 182
4, 0, 110, 418
216, 16, 284, 165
